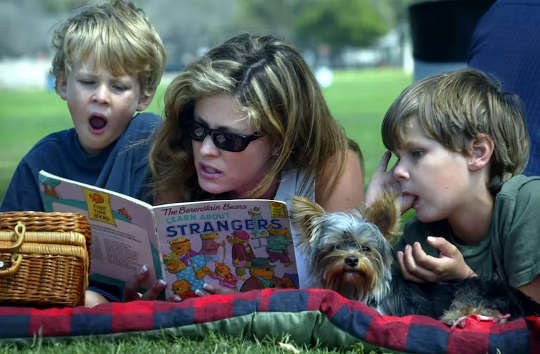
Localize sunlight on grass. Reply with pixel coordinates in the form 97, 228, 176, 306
323, 69, 411, 181
0, 330, 393, 353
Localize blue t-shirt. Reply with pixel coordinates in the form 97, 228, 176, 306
1, 112, 161, 211
468, 0, 540, 175
0, 112, 161, 301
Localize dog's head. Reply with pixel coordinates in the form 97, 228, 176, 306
290, 192, 400, 302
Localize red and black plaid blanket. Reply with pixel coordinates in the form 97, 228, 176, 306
1, 288, 539, 353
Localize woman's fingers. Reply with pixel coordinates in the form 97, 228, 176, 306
123, 265, 150, 301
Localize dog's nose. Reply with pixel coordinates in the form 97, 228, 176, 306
345, 256, 358, 267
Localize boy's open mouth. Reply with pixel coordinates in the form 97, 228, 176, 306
89, 116, 107, 130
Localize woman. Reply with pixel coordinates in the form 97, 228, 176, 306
149, 33, 364, 292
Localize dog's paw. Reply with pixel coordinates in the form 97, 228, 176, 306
440, 308, 468, 327
441, 306, 507, 328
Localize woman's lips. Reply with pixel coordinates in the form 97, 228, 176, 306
198, 163, 222, 179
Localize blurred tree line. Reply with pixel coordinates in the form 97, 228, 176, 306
0, 0, 417, 68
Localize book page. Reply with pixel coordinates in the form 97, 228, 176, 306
153, 199, 298, 299
39, 170, 162, 292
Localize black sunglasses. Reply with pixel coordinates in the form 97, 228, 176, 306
187, 120, 264, 152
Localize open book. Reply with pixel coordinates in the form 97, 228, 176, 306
38, 170, 298, 299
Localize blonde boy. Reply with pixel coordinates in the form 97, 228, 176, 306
367, 68, 540, 302
1, 0, 166, 212
0, 0, 167, 304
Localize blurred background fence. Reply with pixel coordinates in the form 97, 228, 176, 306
0, 0, 418, 89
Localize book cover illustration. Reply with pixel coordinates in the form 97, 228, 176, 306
154, 200, 298, 299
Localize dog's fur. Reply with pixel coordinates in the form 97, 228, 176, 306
291, 193, 540, 325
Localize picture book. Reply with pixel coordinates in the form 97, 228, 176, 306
38, 170, 299, 299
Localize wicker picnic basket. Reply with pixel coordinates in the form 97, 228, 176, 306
0, 212, 91, 307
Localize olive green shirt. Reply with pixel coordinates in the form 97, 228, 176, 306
394, 175, 540, 288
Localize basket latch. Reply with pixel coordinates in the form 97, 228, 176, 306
0, 221, 25, 275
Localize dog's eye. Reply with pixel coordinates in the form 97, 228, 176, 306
361, 245, 371, 252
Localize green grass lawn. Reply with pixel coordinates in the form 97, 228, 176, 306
1, 331, 394, 353
0, 69, 411, 353
324, 69, 411, 180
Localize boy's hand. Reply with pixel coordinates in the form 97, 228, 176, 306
397, 237, 476, 283
365, 151, 414, 214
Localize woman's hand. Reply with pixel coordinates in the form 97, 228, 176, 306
122, 265, 182, 302
397, 237, 476, 283
195, 282, 235, 297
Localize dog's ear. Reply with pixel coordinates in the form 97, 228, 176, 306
290, 196, 325, 244
362, 191, 400, 240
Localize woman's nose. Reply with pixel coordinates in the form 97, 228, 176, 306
198, 134, 220, 156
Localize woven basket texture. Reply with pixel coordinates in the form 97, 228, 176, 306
0, 212, 91, 307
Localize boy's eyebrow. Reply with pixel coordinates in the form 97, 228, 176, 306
400, 138, 425, 150
74, 68, 95, 76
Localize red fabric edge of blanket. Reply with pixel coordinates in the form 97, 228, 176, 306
0, 288, 538, 354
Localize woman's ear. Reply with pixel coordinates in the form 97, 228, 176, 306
468, 134, 494, 171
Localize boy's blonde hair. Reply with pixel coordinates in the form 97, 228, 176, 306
382, 68, 529, 193
50, 0, 166, 97
150, 33, 360, 203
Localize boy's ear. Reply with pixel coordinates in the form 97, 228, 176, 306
55, 74, 68, 100
467, 134, 494, 172
136, 90, 156, 111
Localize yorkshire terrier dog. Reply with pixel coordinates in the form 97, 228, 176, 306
291, 193, 540, 325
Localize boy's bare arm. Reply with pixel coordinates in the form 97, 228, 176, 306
518, 275, 540, 303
